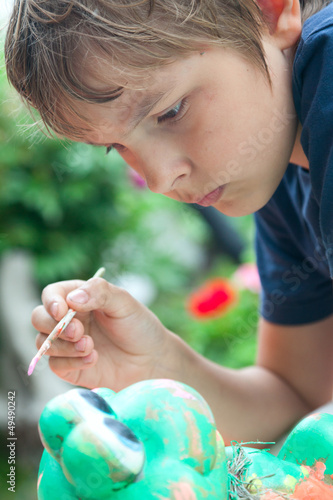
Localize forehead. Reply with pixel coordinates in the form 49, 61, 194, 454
69, 54, 185, 141
78, 45, 177, 94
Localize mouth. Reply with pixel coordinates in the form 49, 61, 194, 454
195, 186, 225, 207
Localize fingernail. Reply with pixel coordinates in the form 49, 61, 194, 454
50, 302, 59, 319
83, 352, 94, 364
75, 338, 87, 352
68, 289, 89, 304
65, 323, 75, 339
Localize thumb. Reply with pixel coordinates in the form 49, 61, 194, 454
66, 277, 140, 318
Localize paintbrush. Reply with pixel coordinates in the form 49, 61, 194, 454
28, 267, 106, 376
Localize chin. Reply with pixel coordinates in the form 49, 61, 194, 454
214, 195, 269, 217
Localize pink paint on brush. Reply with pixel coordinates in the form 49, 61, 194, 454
28, 356, 38, 376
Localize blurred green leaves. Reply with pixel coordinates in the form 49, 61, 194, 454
0, 121, 122, 285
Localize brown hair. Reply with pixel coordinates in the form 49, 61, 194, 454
4, 0, 330, 139
300, 0, 332, 22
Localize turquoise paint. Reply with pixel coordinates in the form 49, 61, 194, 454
278, 413, 333, 474
37, 380, 333, 499
38, 380, 228, 499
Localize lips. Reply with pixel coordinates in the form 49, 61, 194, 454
196, 186, 225, 207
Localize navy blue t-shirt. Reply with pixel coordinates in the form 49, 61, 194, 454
255, 3, 333, 325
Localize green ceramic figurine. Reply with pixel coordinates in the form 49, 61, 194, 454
37, 379, 333, 499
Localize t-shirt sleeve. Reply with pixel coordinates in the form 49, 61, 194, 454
293, 10, 333, 274
255, 198, 333, 325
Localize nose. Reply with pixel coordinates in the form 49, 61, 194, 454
132, 139, 191, 194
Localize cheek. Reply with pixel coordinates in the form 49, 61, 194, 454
190, 101, 238, 158
117, 150, 145, 178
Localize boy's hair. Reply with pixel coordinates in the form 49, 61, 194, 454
4, 0, 331, 140
300, 0, 332, 22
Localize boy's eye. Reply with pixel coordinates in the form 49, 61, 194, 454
157, 99, 187, 124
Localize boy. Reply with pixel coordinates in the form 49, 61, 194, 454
5, 0, 333, 444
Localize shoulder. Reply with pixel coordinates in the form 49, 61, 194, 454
293, 4, 333, 124
294, 4, 333, 69
299, 3, 333, 44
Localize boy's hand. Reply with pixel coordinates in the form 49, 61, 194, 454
31, 278, 171, 389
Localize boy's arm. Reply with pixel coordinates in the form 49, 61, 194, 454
172, 316, 333, 444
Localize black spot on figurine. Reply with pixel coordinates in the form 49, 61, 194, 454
77, 389, 115, 415
103, 417, 142, 446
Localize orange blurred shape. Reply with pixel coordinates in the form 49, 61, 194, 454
262, 475, 333, 500
293, 477, 333, 499
187, 278, 237, 319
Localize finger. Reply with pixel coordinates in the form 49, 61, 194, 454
31, 305, 57, 332
49, 350, 98, 379
41, 280, 85, 321
66, 277, 142, 319
62, 319, 84, 341
32, 307, 84, 342
36, 332, 94, 357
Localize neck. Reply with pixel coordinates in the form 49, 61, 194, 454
289, 122, 309, 169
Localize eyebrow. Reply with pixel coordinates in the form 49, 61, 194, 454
86, 85, 178, 146
127, 88, 174, 130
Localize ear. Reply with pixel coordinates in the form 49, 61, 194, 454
257, 0, 302, 49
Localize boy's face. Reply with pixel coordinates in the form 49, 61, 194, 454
74, 38, 299, 216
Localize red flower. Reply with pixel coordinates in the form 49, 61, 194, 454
187, 278, 237, 319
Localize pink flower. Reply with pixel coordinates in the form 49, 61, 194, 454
128, 168, 147, 189
233, 263, 261, 293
